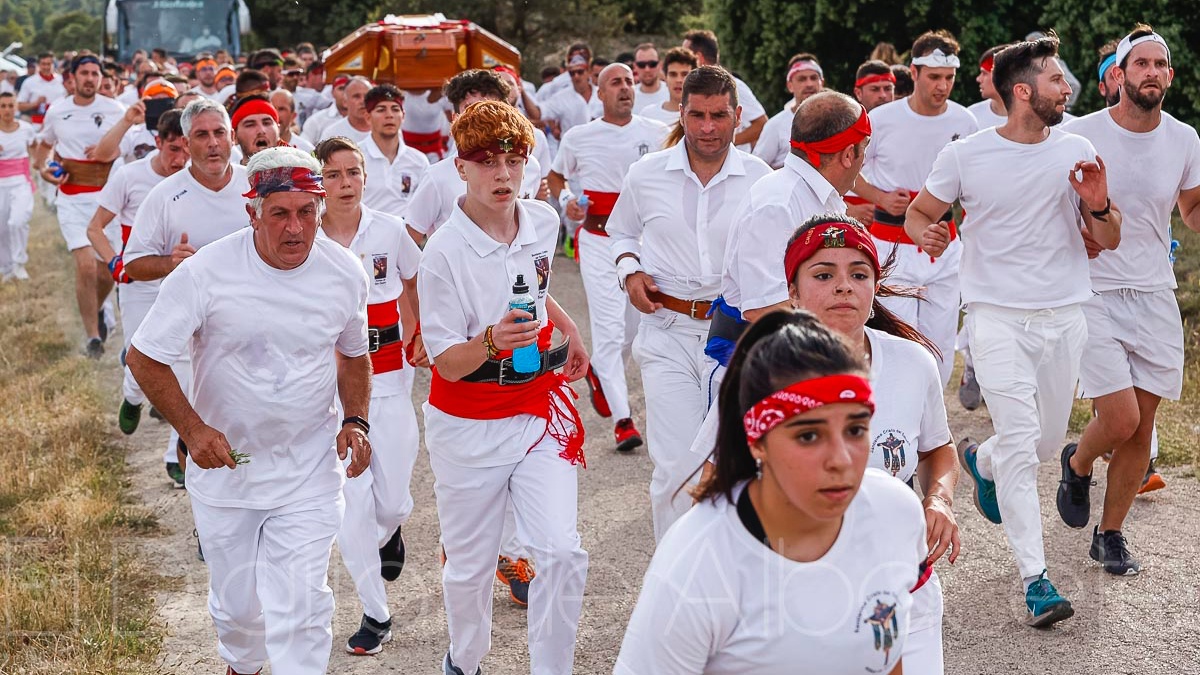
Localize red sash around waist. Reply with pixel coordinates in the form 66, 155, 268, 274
367, 300, 406, 374
0, 157, 34, 192
403, 130, 447, 159
582, 190, 619, 217
870, 189, 957, 246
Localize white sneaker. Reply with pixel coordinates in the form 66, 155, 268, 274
11, 266, 29, 281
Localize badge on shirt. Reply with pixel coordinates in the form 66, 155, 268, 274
856, 591, 902, 673
872, 429, 909, 477
637, 142, 650, 157
93, 113, 105, 128
533, 251, 550, 296
372, 254, 388, 284
401, 174, 412, 194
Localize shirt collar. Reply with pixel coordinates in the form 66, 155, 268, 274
451, 198, 540, 258
784, 152, 839, 205
665, 141, 748, 185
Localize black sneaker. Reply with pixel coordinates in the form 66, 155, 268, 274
85, 338, 104, 360
97, 310, 108, 343
118, 399, 143, 435
379, 526, 405, 581
166, 462, 185, 489
1056, 443, 1093, 529
345, 613, 392, 655
1090, 527, 1141, 576
957, 364, 982, 411
443, 652, 482, 675
149, 406, 164, 421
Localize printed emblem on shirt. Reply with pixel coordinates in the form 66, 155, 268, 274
855, 591, 902, 673
533, 251, 550, 296
636, 142, 650, 156
132, 143, 155, 160
401, 174, 412, 194
372, 254, 388, 284
93, 113, 105, 128
872, 429, 909, 477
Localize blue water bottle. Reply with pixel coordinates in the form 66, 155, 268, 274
509, 274, 540, 373
577, 193, 590, 219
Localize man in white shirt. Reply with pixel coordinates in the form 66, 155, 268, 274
230, 94, 280, 163
631, 43, 668, 111
906, 34, 1121, 628
1057, 27, 1200, 576
17, 52, 66, 127
550, 63, 669, 453
1095, 42, 1122, 108
193, 57, 222, 99
320, 76, 372, 144
968, 44, 1009, 129
537, 42, 590, 104
540, 52, 600, 143
271, 88, 313, 152
682, 30, 768, 151
855, 30, 980, 386
89, 79, 178, 167
638, 47, 697, 126
608, 66, 772, 541
399, 89, 451, 161
302, 75, 350, 144
128, 146, 372, 675
357, 84, 429, 218
753, 54, 824, 169
31, 55, 126, 357
854, 60, 898, 113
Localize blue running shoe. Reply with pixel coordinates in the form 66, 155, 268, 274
957, 438, 1001, 524
1025, 572, 1074, 627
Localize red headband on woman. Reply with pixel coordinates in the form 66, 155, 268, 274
743, 374, 875, 443
231, 97, 278, 129
784, 220, 880, 283
790, 105, 872, 167
855, 72, 896, 88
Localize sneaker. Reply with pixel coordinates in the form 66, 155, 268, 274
561, 232, 575, 259
226, 667, 261, 675
443, 652, 483, 675
1024, 572, 1074, 628
379, 526, 405, 582
957, 364, 982, 411
118, 399, 143, 435
85, 338, 104, 360
439, 544, 447, 567
1139, 461, 1166, 495
194, 529, 204, 562
1056, 443, 1093, 529
97, 311, 108, 343
956, 438, 1001, 524
149, 406, 164, 421
1090, 527, 1140, 576
166, 462, 185, 489
345, 613, 392, 655
496, 556, 534, 608
585, 366, 612, 418
615, 418, 643, 453
11, 266, 29, 281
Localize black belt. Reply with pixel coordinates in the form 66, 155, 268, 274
706, 306, 747, 346
461, 340, 571, 385
873, 206, 953, 227
368, 323, 402, 353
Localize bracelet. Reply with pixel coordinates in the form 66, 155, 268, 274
1089, 197, 1111, 219
557, 190, 576, 210
341, 415, 370, 434
483, 324, 500, 359
925, 494, 952, 509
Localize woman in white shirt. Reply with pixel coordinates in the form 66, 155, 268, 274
784, 212, 961, 674
616, 309, 926, 675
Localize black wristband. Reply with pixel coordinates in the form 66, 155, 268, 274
1089, 197, 1111, 219
341, 416, 370, 434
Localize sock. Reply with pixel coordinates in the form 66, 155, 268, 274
1022, 573, 1042, 592
975, 445, 995, 482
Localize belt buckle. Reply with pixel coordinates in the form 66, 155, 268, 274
497, 358, 531, 385
367, 327, 380, 353
689, 300, 706, 320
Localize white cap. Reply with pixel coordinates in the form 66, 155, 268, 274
1115, 31, 1171, 68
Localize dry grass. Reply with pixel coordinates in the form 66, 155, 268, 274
0, 204, 162, 674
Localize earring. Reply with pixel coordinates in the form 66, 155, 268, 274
755, 457, 763, 480
868, 306, 875, 319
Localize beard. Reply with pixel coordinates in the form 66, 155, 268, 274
1029, 89, 1063, 127
1123, 79, 1164, 111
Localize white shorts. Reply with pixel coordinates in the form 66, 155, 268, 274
55, 193, 100, 251
1078, 288, 1183, 400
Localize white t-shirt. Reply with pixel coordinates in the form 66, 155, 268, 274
1062, 109, 1200, 292
552, 116, 669, 194
407, 151, 543, 236
319, 116, 370, 145
98, 155, 172, 303
733, 76, 767, 153
118, 123, 157, 163
615, 471, 926, 675
132, 228, 369, 509
302, 105, 343, 143
359, 134, 429, 218
751, 106, 795, 169
638, 101, 680, 126
924, 127, 1096, 309
400, 90, 451, 134
418, 199, 561, 468
608, 143, 773, 305
117, 86, 140, 107
863, 98, 979, 194
124, 164, 250, 269
318, 207, 422, 397
967, 99, 1006, 130
17, 74, 67, 119
286, 133, 315, 153
0, 121, 37, 184
866, 329, 951, 484
721, 153, 847, 312
38, 95, 126, 160
541, 86, 602, 138
634, 82, 670, 111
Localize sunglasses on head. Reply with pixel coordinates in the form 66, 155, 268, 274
635, 60, 659, 69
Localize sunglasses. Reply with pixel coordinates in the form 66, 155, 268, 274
635, 60, 659, 69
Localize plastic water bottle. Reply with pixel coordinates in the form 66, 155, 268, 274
509, 274, 540, 373
47, 161, 65, 178
576, 194, 590, 220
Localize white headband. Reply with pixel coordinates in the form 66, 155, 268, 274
786, 60, 823, 82
911, 48, 961, 69
1115, 32, 1171, 68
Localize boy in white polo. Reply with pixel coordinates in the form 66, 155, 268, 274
906, 34, 1121, 628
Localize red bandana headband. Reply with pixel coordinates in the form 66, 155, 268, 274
743, 375, 875, 443
979, 54, 995, 74
784, 221, 880, 283
789, 105, 872, 167
855, 72, 896, 88
492, 65, 519, 81
365, 89, 403, 113
231, 97, 279, 129
243, 166, 326, 199
458, 136, 531, 163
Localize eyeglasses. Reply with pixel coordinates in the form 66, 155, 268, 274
635, 60, 659, 69
568, 69, 587, 77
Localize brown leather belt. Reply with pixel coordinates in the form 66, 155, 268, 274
647, 291, 713, 320
582, 213, 609, 236
55, 155, 114, 187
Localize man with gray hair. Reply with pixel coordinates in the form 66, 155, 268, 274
128, 146, 373, 675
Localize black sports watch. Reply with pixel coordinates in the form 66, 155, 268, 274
341, 416, 370, 434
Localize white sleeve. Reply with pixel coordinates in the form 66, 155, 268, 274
734, 204, 793, 311
605, 170, 643, 262
395, 227, 423, 280
123, 189, 169, 264
416, 254, 472, 360
131, 262, 204, 364
406, 167, 448, 236
95, 166, 127, 216
532, 128, 553, 179
1182, 127, 1200, 192
335, 264, 371, 358
923, 143, 962, 205
736, 80, 766, 122
550, 131, 575, 177
614, 570, 714, 675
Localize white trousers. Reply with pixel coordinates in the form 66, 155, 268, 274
905, 572, 945, 675
431, 437, 588, 675
0, 181, 32, 273
875, 237, 962, 385
632, 314, 717, 541
337, 389, 420, 622
119, 292, 154, 405
969, 302, 1087, 579
577, 228, 638, 420
191, 489, 344, 675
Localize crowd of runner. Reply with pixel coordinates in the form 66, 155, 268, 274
0, 20, 1195, 675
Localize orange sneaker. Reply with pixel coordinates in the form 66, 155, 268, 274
496, 555, 534, 607
1138, 462, 1166, 495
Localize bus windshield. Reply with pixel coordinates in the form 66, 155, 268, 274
116, 0, 237, 58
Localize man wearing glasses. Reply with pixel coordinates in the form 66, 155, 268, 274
540, 45, 602, 142
632, 43, 668, 111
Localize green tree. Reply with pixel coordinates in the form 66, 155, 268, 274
30, 10, 101, 54
247, 0, 385, 51
0, 18, 26, 48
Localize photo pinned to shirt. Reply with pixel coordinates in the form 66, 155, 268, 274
401, 174, 412, 194
533, 251, 550, 296
855, 590, 902, 674
372, 254, 388, 284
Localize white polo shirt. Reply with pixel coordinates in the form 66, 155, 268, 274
359, 134, 429, 218
552, 115, 669, 194
319, 116, 370, 145
751, 105, 796, 169
400, 90, 452, 134
132, 227, 369, 509
406, 151, 543, 236
1062, 109, 1200, 292
318, 206, 422, 397
541, 86, 602, 138
615, 470, 926, 675
118, 123, 157, 163
418, 198, 561, 468
608, 142, 772, 310
721, 153, 847, 312
924, 127, 1097, 309
863, 98, 979, 195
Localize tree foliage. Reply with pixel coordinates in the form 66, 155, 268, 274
246, 0, 386, 52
